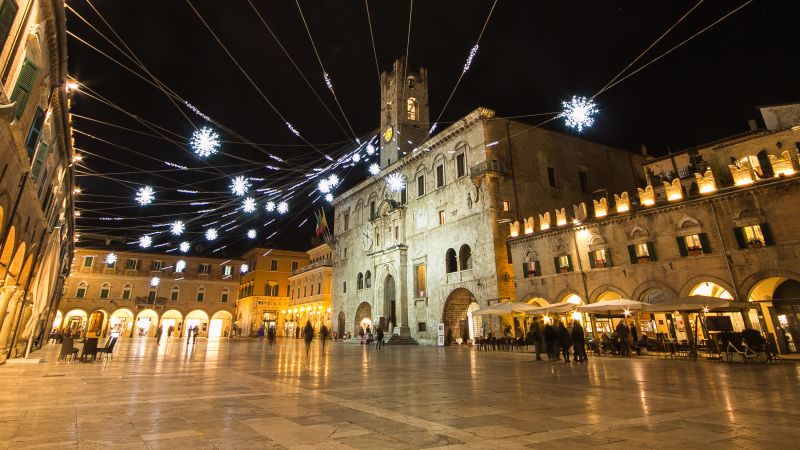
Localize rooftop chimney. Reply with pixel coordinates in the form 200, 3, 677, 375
748, 119, 758, 131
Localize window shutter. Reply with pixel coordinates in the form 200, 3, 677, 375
699, 233, 711, 254
733, 227, 746, 249
25, 108, 45, 156
606, 251, 613, 267
10, 58, 38, 118
36, 168, 47, 197
567, 255, 574, 272
522, 262, 529, 278
553, 256, 560, 273
761, 223, 775, 246
0, 0, 18, 49
646, 242, 657, 261
627, 245, 637, 264
588, 251, 596, 269
534, 261, 541, 276
676, 236, 688, 257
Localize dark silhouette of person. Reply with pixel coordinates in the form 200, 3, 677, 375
320, 325, 329, 351
376, 326, 384, 349
304, 321, 314, 357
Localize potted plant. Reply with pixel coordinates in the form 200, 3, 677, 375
687, 246, 702, 256
637, 256, 650, 264
595, 259, 606, 268
747, 239, 764, 249
559, 266, 569, 273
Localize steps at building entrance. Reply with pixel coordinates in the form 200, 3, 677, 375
386, 334, 418, 345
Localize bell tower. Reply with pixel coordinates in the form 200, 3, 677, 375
379, 59, 429, 169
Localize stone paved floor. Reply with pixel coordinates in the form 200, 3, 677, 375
0, 337, 798, 449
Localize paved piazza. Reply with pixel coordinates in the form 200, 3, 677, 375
0, 338, 798, 449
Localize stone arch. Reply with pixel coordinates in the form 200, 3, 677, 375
628, 226, 648, 240
733, 206, 763, 221
109, 308, 134, 336
374, 262, 399, 321
184, 309, 210, 337
135, 309, 160, 337
354, 301, 372, 333
589, 285, 629, 303
0, 225, 15, 272
441, 288, 477, 344
555, 288, 584, 305
209, 310, 233, 337
588, 234, 606, 246
676, 215, 701, 230
159, 309, 183, 337
63, 308, 88, 334
445, 248, 457, 273
679, 276, 736, 299
16, 254, 34, 286
633, 280, 679, 305
87, 309, 108, 337
740, 268, 800, 301
525, 296, 551, 306
459, 244, 472, 270
8, 241, 26, 278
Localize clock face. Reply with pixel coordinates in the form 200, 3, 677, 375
383, 126, 393, 143
360, 229, 373, 251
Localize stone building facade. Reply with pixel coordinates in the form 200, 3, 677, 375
0, 0, 74, 362
60, 248, 241, 339
235, 247, 308, 337
287, 244, 333, 336
508, 114, 800, 353
332, 60, 643, 345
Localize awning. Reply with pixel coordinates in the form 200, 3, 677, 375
471, 302, 540, 316
577, 299, 647, 314
525, 301, 577, 316
644, 295, 755, 313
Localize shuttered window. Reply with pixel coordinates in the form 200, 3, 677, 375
25, 107, 44, 156
30, 141, 48, 179
0, 0, 18, 49
10, 58, 37, 118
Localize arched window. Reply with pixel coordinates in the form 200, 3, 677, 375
121, 283, 132, 300
357, 273, 364, 290
170, 286, 180, 301
99, 282, 111, 299
459, 244, 473, 270
75, 282, 88, 298
364, 270, 372, 288
445, 248, 457, 273
407, 97, 418, 121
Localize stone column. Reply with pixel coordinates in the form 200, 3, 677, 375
0, 290, 24, 361
0, 285, 18, 332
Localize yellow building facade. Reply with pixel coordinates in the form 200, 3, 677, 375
236, 247, 308, 337
60, 248, 242, 339
287, 244, 333, 336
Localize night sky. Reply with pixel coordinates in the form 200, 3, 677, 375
68, 0, 800, 256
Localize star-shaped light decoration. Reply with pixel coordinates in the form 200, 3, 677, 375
386, 172, 405, 192
205, 228, 218, 241
175, 259, 187, 272
230, 175, 250, 196
139, 235, 153, 248
135, 186, 155, 206
247, 229, 256, 239
179, 242, 191, 253
150, 276, 160, 287
170, 220, 185, 236
560, 96, 598, 133
276, 201, 289, 214
190, 127, 221, 157
242, 197, 256, 213
105, 253, 118, 265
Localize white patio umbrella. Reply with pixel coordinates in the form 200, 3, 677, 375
471, 302, 540, 316
526, 301, 578, 316
645, 295, 752, 313
577, 299, 647, 314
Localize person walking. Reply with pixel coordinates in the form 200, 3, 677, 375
303, 321, 314, 358
558, 321, 571, 362
375, 326, 384, 349
192, 325, 199, 344
267, 326, 276, 347
571, 321, 587, 362
616, 321, 630, 356
168, 325, 174, 341
156, 325, 163, 344
531, 319, 543, 361
320, 324, 329, 351
544, 322, 557, 360
295, 326, 300, 340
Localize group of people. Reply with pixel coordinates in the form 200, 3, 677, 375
599, 320, 649, 356
528, 319, 588, 363
155, 324, 176, 344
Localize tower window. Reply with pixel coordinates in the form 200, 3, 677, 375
417, 175, 425, 197
407, 76, 416, 89
436, 164, 445, 188
407, 97, 418, 121
456, 153, 466, 178
547, 167, 557, 188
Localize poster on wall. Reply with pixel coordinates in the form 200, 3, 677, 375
437, 323, 445, 347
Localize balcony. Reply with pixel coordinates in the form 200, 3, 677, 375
470, 160, 508, 177
291, 259, 332, 276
